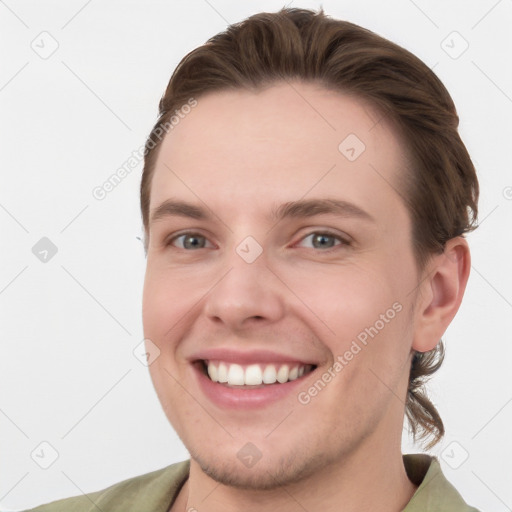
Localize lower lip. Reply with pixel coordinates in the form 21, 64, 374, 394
193, 363, 313, 410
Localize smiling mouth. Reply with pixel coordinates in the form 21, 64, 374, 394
197, 360, 317, 387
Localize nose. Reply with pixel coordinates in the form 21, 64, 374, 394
203, 253, 286, 331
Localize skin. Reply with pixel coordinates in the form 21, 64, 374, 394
142, 81, 470, 512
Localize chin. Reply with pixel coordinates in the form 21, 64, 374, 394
189, 445, 329, 490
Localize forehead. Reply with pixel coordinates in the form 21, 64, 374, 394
149, 81, 410, 225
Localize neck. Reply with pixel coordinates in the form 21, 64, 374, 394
172, 437, 418, 512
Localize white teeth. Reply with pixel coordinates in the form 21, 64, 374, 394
205, 361, 311, 386
276, 364, 289, 383
217, 362, 228, 383
288, 366, 299, 381
262, 365, 277, 384
207, 363, 218, 382
227, 364, 245, 385
244, 364, 263, 385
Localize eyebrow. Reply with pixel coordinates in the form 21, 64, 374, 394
149, 198, 375, 225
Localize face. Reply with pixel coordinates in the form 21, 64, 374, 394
142, 81, 421, 489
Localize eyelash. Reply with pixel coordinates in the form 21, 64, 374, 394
166, 230, 350, 252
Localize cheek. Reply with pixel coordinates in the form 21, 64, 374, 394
282, 261, 402, 342
142, 263, 191, 340
281, 260, 413, 399
142, 262, 220, 367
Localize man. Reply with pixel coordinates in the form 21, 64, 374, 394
25, 7, 480, 511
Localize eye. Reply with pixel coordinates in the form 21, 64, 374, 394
168, 232, 214, 250
296, 231, 349, 250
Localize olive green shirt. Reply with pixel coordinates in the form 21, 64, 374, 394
23, 453, 481, 511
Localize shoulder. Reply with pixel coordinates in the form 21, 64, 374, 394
21, 460, 190, 512
403, 453, 481, 512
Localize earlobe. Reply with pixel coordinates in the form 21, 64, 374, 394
412, 237, 471, 353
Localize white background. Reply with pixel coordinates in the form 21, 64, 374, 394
1, 0, 511, 510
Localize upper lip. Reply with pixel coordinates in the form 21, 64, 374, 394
188, 348, 318, 366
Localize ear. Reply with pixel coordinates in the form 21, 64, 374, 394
412, 236, 471, 353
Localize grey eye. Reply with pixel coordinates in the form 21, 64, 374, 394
312, 233, 337, 248
174, 233, 209, 249
299, 233, 342, 249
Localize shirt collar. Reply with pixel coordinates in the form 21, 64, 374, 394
402, 453, 478, 511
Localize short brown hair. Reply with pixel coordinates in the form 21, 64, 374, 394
140, 7, 479, 449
